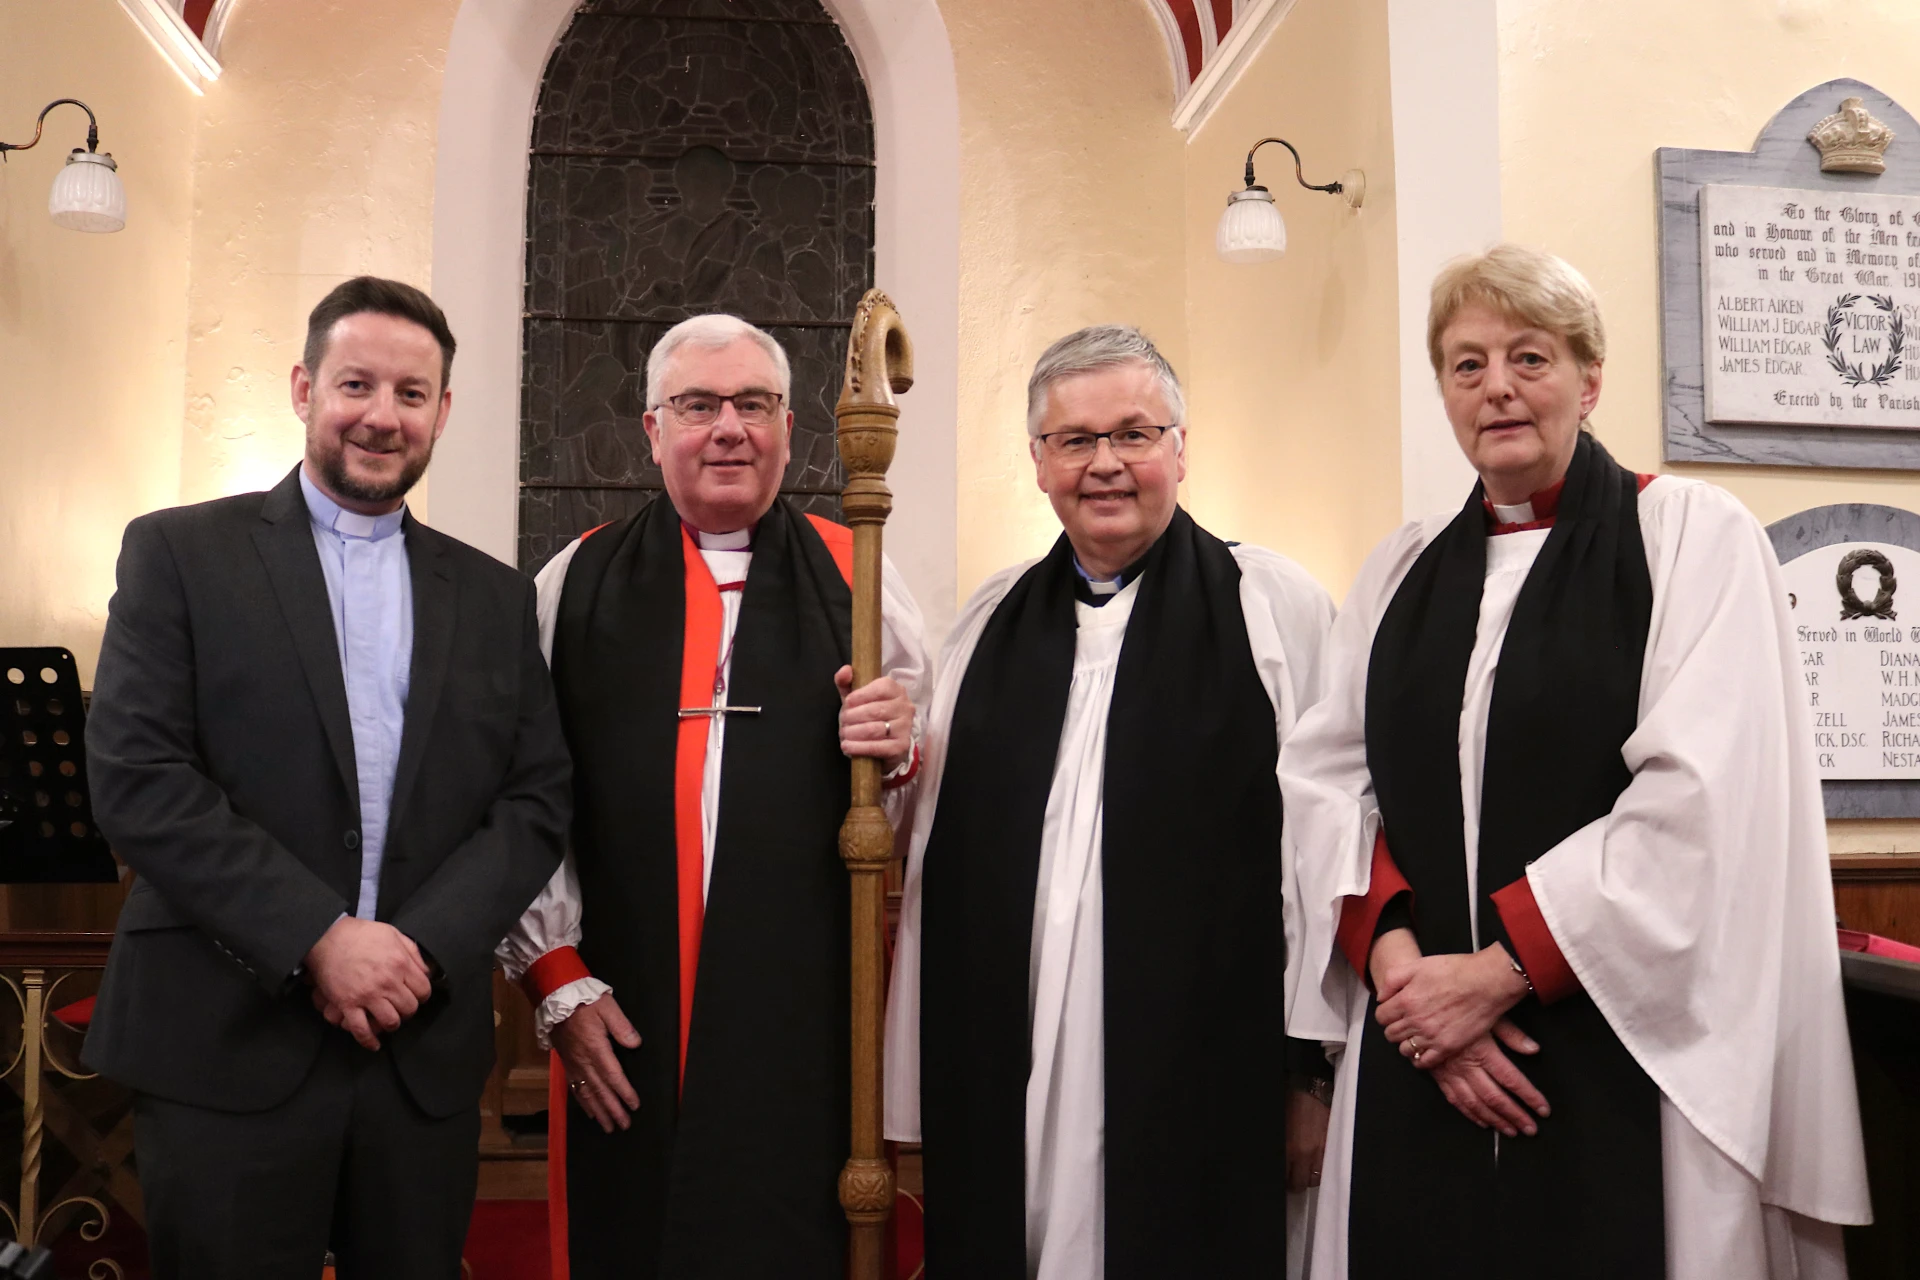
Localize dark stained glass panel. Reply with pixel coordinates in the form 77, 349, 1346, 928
519, 0, 874, 572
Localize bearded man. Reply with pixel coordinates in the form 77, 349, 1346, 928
497, 314, 929, 1278
85, 276, 572, 1279
886, 326, 1336, 1279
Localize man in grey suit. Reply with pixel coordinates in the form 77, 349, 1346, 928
83, 277, 571, 1280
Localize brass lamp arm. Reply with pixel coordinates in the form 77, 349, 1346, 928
0, 100, 101, 159
1244, 137, 1344, 196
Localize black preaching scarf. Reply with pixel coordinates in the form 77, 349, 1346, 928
1351, 432, 1664, 1279
919, 508, 1287, 1279
551, 495, 853, 1280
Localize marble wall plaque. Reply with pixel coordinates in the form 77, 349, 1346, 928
1701, 183, 1920, 428
1779, 541, 1920, 779
1769, 502, 1920, 816
1660, 79, 1920, 470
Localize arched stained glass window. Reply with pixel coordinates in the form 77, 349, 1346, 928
519, 0, 876, 570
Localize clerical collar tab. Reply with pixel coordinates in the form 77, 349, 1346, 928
1481, 476, 1564, 532
1526, 478, 1566, 520
299, 468, 405, 541
1071, 550, 1147, 607
691, 524, 753, 551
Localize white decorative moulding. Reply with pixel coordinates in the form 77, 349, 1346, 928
1181, 0, 1296, 133
1144, 0, 1300, 133
115, 0, 221, 94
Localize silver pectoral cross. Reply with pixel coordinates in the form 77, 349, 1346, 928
677, 696, 762, 722
679, 675, 760, 725
681, 643, 759, 721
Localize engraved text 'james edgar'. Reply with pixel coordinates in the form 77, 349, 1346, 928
1701, 183, 1920, 429
1779, 540, 1920, 779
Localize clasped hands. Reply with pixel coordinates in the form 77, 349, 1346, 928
1369, 928, 1550, 1138
834, 667, 912, 774
304, 916, 434, 1052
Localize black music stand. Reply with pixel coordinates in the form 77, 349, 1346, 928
0, 648, 118, 884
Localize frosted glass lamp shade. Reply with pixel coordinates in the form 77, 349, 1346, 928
1216, 186, 1286, 264
49, 150, 125, 233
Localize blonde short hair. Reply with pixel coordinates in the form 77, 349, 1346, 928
1427, 244, 1606, 377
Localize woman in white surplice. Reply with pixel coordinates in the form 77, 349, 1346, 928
1281, 245, 1870, 1280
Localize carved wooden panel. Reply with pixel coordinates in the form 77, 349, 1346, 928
519, 0, 876, 572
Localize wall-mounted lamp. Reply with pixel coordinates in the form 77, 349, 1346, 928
0, 100, 126, 234
1216, 138, 1362, 265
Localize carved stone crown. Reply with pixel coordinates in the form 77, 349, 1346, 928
1808, 97, 1895, 174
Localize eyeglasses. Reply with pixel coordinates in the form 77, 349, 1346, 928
1034, 424, 1177, 461
660, 391, 785, 428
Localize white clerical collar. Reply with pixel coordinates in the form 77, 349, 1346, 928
299, 467, 406, 541
693, 526, 753, 551
1490, 499, 1535, 525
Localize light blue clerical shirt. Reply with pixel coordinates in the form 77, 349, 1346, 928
299, 468, 413, 920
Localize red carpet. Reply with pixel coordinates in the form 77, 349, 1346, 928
51, 1189, 904, 1279
464, 1199, 550, 1280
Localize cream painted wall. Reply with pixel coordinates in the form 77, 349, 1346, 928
180, 0, 460, 511
1498, 0, 1920, 519
940, 0, 1190, 598
1182, 0, 1400, 598
0, 0, 197, 682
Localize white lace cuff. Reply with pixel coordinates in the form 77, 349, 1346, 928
534, 976, 613, 1049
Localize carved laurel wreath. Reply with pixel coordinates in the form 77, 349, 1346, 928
1838, 547, 1898, 621
1822, 292, 1906, 387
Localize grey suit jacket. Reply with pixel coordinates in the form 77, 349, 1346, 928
81, 466, 571, 1117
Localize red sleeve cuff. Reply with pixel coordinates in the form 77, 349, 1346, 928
523, 946, 593, 1004
1490, 876, 1580, 1004
883, 742, 922, 790
1336, 829, 1412, 981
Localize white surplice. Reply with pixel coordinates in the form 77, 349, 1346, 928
887, 543, 1336, 1280
1280, 474, 1871, 1280
495, 524, 931, 1043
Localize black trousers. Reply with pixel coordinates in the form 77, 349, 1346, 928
133, 1036, 480, 1280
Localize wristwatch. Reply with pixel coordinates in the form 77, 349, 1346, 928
1506, 945, 1534, 995
1293, 1074, 1335, 1108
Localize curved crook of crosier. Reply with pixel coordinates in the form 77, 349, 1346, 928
839, 289, 915, 413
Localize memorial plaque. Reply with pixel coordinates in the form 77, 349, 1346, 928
1659, 78, 1920, 470
1701, 183, 1920, 429
1770, 503, 1920, 816
1779, 541, 1920, 779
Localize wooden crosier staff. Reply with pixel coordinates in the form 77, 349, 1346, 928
835, 289, 913, 1278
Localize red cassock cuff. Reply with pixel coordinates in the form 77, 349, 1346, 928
1490, 876, 1581, 1004
882, 742, 922, 791
1336, 829, 1412, 982
523, 946, 593, 1004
